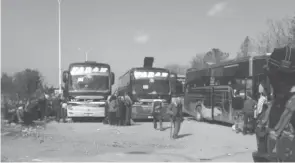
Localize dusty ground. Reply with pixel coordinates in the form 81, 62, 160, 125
1, 119, 256, 162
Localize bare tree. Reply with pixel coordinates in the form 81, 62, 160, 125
190, 53, 208, 70
164, 64, 188, 75
255, 15, 295, 53
203, 48, 229, 64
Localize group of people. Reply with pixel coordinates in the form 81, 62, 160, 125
152, 97, 184, 139
252, 45, 295, 162
231, 90, 269, 135
1, 92, 67, 125
103, 91, 133, 126
102, 90, 184, 139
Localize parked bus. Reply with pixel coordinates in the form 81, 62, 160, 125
184, 55, 271, 124
170, 73, 185, 98
62, 61, 114, 122
117, 57, 172, 120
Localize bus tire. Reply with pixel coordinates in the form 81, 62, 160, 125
195, 105, 203, 121
71, 118, 77, 123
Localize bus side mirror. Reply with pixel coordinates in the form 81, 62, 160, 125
62, 71, 69, 83
111, 72, 115, 85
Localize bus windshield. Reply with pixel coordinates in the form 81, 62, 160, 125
132, 79, 170, 95
69, 65, 110, 91
70, 75, 109, 91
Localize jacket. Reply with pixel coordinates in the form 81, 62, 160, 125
167, 102, 183, 120
108, 99, 118, 112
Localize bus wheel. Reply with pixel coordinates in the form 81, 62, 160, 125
195, 105, 203, 121
71, 118, 78, 123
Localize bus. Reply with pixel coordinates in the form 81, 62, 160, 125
117, 57, 172, 120
62, 61, 115, 121
170, 73, 185, 98
184, 55, 271, 124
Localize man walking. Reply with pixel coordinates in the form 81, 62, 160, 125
167, 97, 183, 139
152, 100, 164, 131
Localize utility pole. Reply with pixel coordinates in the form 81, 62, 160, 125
58, 0, 62, 94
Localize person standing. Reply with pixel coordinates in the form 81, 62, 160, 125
123, 92, 133, 126
116, 96, 125, 126
256, 92, 267, 119
53, 95, 64, 122
108, 95, 118, 125
167, 97, 183, 139
242, 94, 257, 134
152, 100, 164, 131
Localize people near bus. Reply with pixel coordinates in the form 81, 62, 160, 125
167, 97, 184, 139
253, 46, 295, 162
242, 93, 257, 135
152, 100, 165, 131
116, 96, 125, 126
123, 92, 133, 126
37, 92, 47, 121
53, 94, 64, 122
108, 95, 118, 125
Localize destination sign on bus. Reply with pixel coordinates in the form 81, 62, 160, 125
134, 71, 168, 79
70, 66, 109, 75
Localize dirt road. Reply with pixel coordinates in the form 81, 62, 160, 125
1, 119, 256, 162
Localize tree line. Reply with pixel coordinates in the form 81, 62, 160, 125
1, 69, 55, 101
165, 15, 295, 75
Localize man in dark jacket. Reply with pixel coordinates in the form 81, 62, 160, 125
53, 95, 64, 122
123, 92, 133, 126
116, 96, 125, 126
152, 100, 165, 131
242, 94, 257, 134
108, 95, 118, 125
167, 97, 183, 139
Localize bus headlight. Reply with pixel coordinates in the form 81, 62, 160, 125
134, 102, 141, 105
67, 104, 73, 110
62, 103, 67, 109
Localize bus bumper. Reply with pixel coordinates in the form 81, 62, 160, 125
131, 103, 169, 120
67, 106, 106, 118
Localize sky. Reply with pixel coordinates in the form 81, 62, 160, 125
2, 0, 295, 87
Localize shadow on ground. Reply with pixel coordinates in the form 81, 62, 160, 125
186, 117, 232, 127
176, 133, 193, 139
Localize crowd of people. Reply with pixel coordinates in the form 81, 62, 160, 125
232, 89, 269, 135
102, 90, 184, 139
103, 91, 133, 126
1, 92, 67, 125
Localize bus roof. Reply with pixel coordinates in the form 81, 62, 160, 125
69, 62, 110, 67
187, 55, 269, 73
119, 67, 170, 79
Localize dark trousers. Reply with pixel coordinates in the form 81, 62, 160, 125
153, 114, 163, 130
39, 101, 47, 120
172, 118, 182, 138
118, 107, 126, 126
243, 112, 254, 133
56, 107, 66, 122
125, 107, 131, 126
108, 112, 117, 125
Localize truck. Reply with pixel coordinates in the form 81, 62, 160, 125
62, 61, 115, 122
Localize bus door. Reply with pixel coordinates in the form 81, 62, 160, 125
211, 85, 233, 123
185, 86, 212, 120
